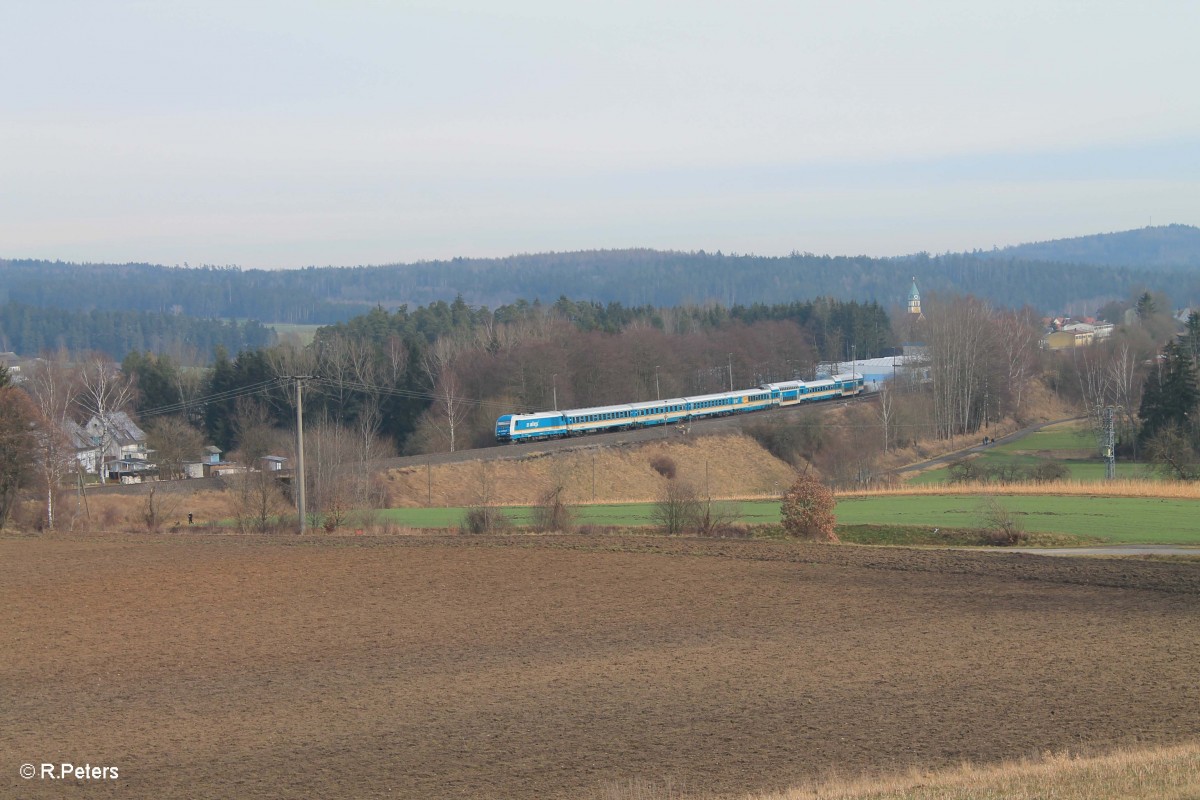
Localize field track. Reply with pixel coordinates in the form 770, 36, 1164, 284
3, 533, 1198, 799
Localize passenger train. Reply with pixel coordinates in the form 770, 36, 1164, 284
495, 373, 864, 443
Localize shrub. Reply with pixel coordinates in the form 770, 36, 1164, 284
780, 472, 838, 542
745, 418, 826, 467
977, 497, 1027, 546
460, 507, 510, 535
948, 458, 988, 484
649, 454, 677, 479
1028, 461, 1071, 483
651, 480, 700, 535
532, 485, 575, 533
693, 500, 740, 537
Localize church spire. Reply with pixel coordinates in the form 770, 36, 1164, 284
907, 277, 922, 316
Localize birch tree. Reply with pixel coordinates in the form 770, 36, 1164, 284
421, 338, 471, 453
924, 296, 994, 439
75, 356, 136, 484
23, 353, 81, 529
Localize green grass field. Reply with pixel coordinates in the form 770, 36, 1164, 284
909, 420, 1153, 484
382, 494, 1200, 544
835, 495, 1199, 544
269, 323, 322, 345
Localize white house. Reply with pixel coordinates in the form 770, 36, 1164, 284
67, 411, 149, 477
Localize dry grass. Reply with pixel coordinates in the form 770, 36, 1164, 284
837, 479, 1200, 500
739, 741, 1200, 800
382, 434, 798, 507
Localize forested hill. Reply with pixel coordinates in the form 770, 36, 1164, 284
4, 227, 1200, 324
970, 224, 1200, 268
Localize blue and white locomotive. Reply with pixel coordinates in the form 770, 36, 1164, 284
495, 373, 864, 443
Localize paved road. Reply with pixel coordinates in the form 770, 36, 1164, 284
888, 415, 1087, 476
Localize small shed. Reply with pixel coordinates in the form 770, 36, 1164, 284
260, 456, 288, 472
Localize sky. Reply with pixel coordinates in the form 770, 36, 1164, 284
3, 0, 1198, 268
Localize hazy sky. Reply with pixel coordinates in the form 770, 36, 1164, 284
3, 1, 1197, 268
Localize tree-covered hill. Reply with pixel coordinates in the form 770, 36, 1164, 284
970, 224, 1200, 269
4, 225, 1200, 324
0, 303, 274, 362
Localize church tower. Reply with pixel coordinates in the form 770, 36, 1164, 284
907, 277, 923, 319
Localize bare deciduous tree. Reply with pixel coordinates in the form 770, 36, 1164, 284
145, 416, 204, 480
993, 307, 1041, 418
75, 356, 136, 484
422, 338, 471, 453
651, 480, 702, 535
924, 296, 994, 439
876, 380, 895, 452
22, 352, 81, 529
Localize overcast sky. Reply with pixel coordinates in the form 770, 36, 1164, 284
3, 1, 1197, 268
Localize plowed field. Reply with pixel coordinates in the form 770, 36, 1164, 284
3, 533, 1198, 799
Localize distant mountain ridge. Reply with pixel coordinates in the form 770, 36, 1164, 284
970, 224, 1200, 269
3, 226, 1200, 325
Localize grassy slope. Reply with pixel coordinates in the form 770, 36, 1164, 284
908, 420, 1151, 484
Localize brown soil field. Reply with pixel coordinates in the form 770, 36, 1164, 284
3, 533, 1198, 800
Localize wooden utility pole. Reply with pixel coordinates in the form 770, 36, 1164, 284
286, 376, 315, 533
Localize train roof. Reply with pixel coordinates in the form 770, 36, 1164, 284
558, 402, 635, 417
628, 398, 685, 411
681, 390, 742, 403
509, 408, 567, 421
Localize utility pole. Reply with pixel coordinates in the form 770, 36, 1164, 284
655, 365, 661, 400
287, 375, 315, 533
727, 354, 733, 391
1104, 405, 1116, 480
552, 373, 558, 410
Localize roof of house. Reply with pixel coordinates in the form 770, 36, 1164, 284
85, 411, 146, 446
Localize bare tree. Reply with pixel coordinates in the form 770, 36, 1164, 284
924, 296, 994, 438
651, 480, 702, 535
145, 416, 204, 480
876, 380, 895, 452
75, 356, 136, 484
421, 338, 471, 453
993, 307, 1041, 418
226, 468, 291, 533
22, 352, 81, 529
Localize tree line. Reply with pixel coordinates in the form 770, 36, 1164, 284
6, 241, 1200, 325
0, 302, 275, 362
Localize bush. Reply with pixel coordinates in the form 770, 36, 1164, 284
693, 500, 740, 537
745, 418, 825, 467
650, 480, 700, 535
948, 458, 988, 483
977, 497, 1027, 546
460, 507, 511, 535
531, 485, 575, 533
649, 455, 677, 479
780, 472, 838, 541
1028, 461, 1071, 483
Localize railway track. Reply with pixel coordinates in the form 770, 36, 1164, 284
87, 394, 873, 497
375, 393, 876, 471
